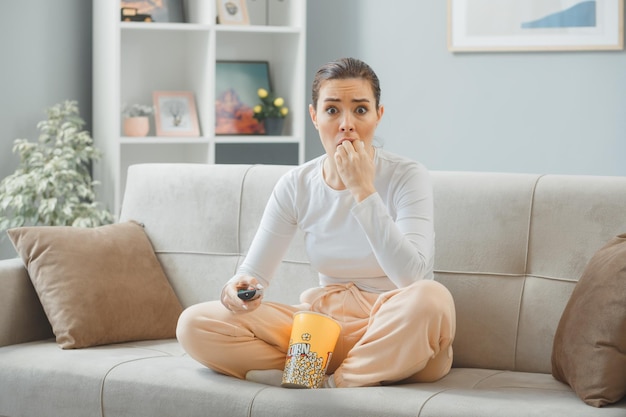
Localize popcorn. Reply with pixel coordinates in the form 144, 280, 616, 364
281, 312, 341, 388
282, 346, 328, 388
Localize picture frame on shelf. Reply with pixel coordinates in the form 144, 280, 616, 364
217, 0, 250, 25
215, 61, 271, 135
448, 0, 624, 52
120, 0, 185, 23
153, 91, 200, 137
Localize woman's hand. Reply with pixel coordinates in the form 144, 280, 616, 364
220, 276, 264, 313
334, 139, 376, 202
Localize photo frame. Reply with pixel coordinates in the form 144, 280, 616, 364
120, 0, 184, 23
215, 61, 271, 135
217, 0, 250, 25
448, 0, 624, 52
153, 91, 200, 137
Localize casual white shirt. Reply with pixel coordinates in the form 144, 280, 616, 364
233, 148, 434, 293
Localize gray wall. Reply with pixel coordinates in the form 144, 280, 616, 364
1, 1, 624, 259
305, 1, 626, 176
0, 0, 92, 259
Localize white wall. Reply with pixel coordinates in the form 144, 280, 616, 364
0, 0, 92, 259
305, 1, 626, 176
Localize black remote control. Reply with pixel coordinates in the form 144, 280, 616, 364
237, 289, 258, 300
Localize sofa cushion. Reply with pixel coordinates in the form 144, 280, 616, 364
7, 221, 182, 349
551, 234, 626, 407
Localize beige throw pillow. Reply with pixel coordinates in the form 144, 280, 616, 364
551, 234, 626, 407
8, 221, 182, 349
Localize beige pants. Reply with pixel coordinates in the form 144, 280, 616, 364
176, 280, 456, 388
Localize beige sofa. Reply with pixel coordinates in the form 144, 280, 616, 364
1, 163, 625, 417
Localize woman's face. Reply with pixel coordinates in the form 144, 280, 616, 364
309, 78, 383, 158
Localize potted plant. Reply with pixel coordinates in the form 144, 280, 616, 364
0, 100, 113, 235
252, 88, 289, 135
121, 103, 153, 137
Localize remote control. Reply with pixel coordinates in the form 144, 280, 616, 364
238, 288, 259, 300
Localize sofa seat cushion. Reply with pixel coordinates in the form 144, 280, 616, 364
248, 369, 626, 417
416, 370, 626, 417
0, 339, 184, 417
1, 340, 625, 417
8, 221, 183, 348
101, 349, 272, 417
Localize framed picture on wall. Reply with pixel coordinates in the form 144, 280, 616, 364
217, 0, 250, 25
153, 91, 200, 137
215, 61, 271, 135
448, 0, 625, 52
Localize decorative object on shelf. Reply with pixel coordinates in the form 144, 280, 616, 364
153, 91, 200, 137
217, 0, 250, 25
253, 88, 288, 135
263, 117, 285, 136
122, 103, 153, 137
215, 61, 271, 135
121, 6, 153, 22
448, 0, 624, 52
0, 100, 113, 235
120, 0, 184, 23
123, 117, 150, 137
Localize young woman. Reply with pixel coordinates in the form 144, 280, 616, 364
177, 57, 456, 388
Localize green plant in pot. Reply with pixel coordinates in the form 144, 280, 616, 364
252, 88, 289, 135
0, 100, 113, 235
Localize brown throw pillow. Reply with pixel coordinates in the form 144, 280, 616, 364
551, 234, 626, 407
8, 221, 182, 349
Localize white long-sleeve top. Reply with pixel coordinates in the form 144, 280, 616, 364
233, 148, 435, 293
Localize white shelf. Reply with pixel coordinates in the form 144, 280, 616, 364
120, 136, 301, 145
93, 0, 306, 217
214, 136, 302, 144
120, 136, 212, 145
119, 23, 300, 33
120, 22, 212, 31
215, 24, 301, 34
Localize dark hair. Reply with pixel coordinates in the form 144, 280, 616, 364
311, 57, 381, 110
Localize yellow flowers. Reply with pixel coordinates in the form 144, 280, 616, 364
253, 87, 288, 121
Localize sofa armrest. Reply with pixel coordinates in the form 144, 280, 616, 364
0, 258, 53, 347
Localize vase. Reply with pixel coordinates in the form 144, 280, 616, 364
123, 117, 150, 137
263, 117, 284, 136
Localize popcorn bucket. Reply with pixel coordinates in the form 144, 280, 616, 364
281, 311, 341, 389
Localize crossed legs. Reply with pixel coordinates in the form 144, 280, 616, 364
176, 280, 456, 387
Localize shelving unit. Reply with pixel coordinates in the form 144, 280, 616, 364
93, 0, 307, 217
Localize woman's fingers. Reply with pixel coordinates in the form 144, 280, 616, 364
221, 278, 264, 313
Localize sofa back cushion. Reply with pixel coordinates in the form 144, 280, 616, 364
432, 172, 626, 373
119, 164, 626, 374
119, 164, 318, 308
